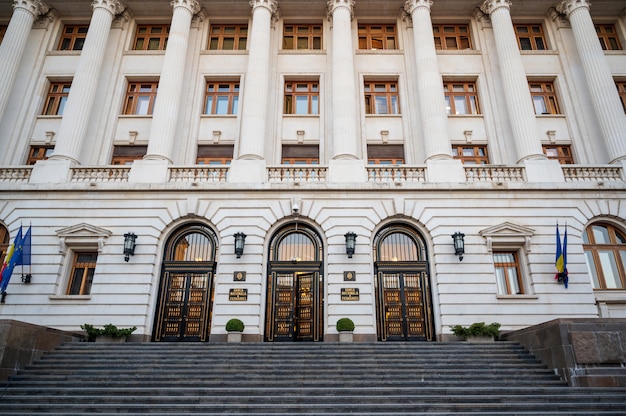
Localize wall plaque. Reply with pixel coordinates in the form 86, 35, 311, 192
233, 271, 246, 282
229, 288, 248, 301
343, 271, 356, 282
341, 287, 360, 301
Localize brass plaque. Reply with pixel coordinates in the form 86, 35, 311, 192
233, 271, 246, 282
344, 271, 356, 282
229, 288, 248, 301
341, 287, 360, 301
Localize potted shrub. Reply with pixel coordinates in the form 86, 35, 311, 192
450, 322, 500, 343
225, 318, 245, 343
81, 323, 137, 343
336, 317, 355, 343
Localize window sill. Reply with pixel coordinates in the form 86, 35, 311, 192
593, 289, 626, 302
365, 114, 402, 118
124, 50, 166, 56
447, 114, 484, 118
356, 49, 403, 55
496, 294, 539, 300
201, 50, 248, 56
536, 114, 566, 119
282, 114, 320, 118
519, 50, 558, 56
46, 50, 81, 56
436, 49, 482, 55
200, 114, 238, 119
49, 295, 92, 301
278, 50, 326, 55
36, 115, 63, 120
118, 115, 153, 119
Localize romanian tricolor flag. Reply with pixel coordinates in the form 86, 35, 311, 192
554, 223, 568, 288
0, 227, 23, 293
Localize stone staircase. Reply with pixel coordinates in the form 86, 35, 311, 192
1, 342, 625, 415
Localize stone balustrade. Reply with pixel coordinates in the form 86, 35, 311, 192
169, 167, 229, 183
70, 167, 131, 183
268, 166, 327, 183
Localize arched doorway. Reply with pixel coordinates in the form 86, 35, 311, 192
265, 223, 324, 342
153, 223, 218, 342
373, 224, 434, 341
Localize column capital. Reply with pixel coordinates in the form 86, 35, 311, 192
555, 0, 591, 17
404, 0, 432, 16
480, 0, 511, 16
91, 0, 125, 16
250, 0, 278, 15
171, 0, 201, 15
327, 0, 355, 18
12, 0, 50, 17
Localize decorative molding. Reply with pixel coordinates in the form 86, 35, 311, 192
480, 221, 535, 253
13, 0, 50, 17
56, 223, 112, 253
91, 0, 126, 16
547, 7, 570, 29
403, 0, 432, 16
479, 0, 511, 16
170, 0, 201, 15
473, 7, 491, 29
556, 0, 592, 18
327, 0, 355, 21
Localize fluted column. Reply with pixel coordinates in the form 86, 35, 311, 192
405, 0, 451, 161
51, 0, 125, 164
145, 0, 200, 162
0, 0, 49, 123
557, 0, 626, 163
327, 0, 358, 160
237, 0, 277, 160
481, 0, 544, 163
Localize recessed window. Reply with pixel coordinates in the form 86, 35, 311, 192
283, 24, 322, 50
444, 81, 480, 115
514, 24, 547, 50
542, 144, 574, 164
58, 25, 88, 51
26, 145, 54, 165
493, 251, 525, 295
583, 223, 626, 289
595, 24, 622, 51
205, 81, 239, 115
529, 81, 560, 115
208, 25, 247, 50
133, 24, 169, 50
452, 145, 489, 164
43, 82, 71, 116
284, 81, 319, 115
123, 82, 158, 115
367, 144, 404, 164
282, 145, 319, 164
432, 24, 472, 50
196, 144, 234, 165
364, 81, 400, 115
617, 81, 626, 113
67, 252, 98, 295
358, 24, 397, 50
111, 145, 147, 165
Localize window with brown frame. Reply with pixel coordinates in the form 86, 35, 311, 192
123, 82, 158, 115
283, 24, 322, 50
26, 145, 54, 165
444, 81, 480, 115
208, 24, 247, 50
284, 81, 319, 115
595, 24, 622, 51
617, 81, 626, 113
358, 24, 397, 50
0, 224, 9, 264
432, 24, 472, 50
514, 24, 547, 50
529, 81, 560, 115
0, 25, 7, 44
452, 145, 489, 164
367, 144, 404, 164
583, 223, 626, 290
196, 144, 234, 165
282, 145, 319, 164
542, 144, 574, 164
58, 25, 88, 50
111, 145, 147, 165
67, 252, 98, 295
133, 24, 169, 50
205, 81, 239, 115
493, 251, 525, 295
43, 82, 71, 115
364, 81, 400, 115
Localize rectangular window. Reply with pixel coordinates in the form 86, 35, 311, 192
529, 81, 560, 115
514, 24, 547, 50
123, 82, 158, 115
58, 25, 88, 51
283, 24, 322, 50
452, 145, 489, 164
205, 81, 239, 115
617, 81, 626, 113
111, 145, 147, 165
196, 144, 234, 165
595, 24, 622, 51
282, 145, 319, 164
133, 24, 169, 50
493, 251, 524, 295
26, 145, 54, 165
367, 144, 405, 164
432, 24, 472, 50
444, 81, 480, 115
358, 24, 397, 50
543, 144, 574, 164
208, 25, 247, 50
43, 82, 71, 115
0, 25, 7, 43
364, 81, 400, 115
284, 81, 319, 115
67, 252, 97, 295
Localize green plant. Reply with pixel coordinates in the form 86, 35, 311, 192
81, 323, 137, 342
336, 317, 355, 332
225, 318, 245, 332
450, 322, 500, 339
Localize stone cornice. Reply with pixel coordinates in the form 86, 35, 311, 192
171, 0, 201, 15
480, 0, 512, 16
12, 0, 50, 17
556, 0, 591, 17
91, 0, 126, 16
404, 0, 432, 16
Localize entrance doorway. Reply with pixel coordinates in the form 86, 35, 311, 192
265, 224, 324, 342
153, 223, 218, 342
374, 224, 434, 341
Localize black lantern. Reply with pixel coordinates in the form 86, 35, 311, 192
234, 232, 246, 258
123, 232, 137, 262
451, 232, 465, 261
345, 232, 357, 258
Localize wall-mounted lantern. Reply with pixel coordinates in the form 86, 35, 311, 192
345, 232, 357, 258
234, 232, 247, 258
123, 232, 137, 262
451, 232, 465, 261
